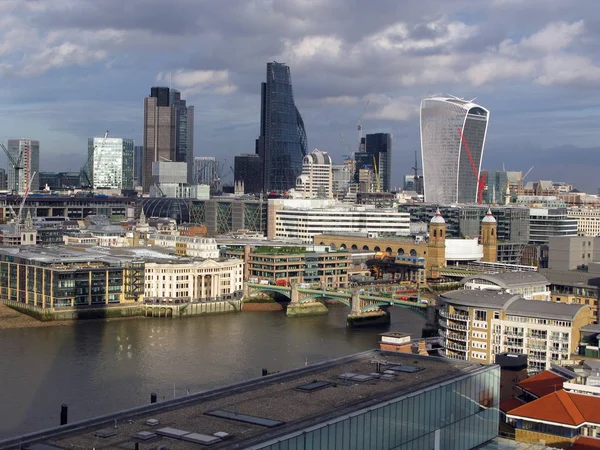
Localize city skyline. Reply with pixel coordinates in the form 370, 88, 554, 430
0, 1, 599, 192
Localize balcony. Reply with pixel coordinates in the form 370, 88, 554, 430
504, 330, 524, 337
442, 350, 468, 361
439, 319, 469, 332
439, 309, 470, 321
442, 341, 468, 352
439, 328, 469, 342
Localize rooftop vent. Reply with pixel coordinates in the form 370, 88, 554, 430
388, 365, 424, 373
94, 428, 117, 438
205, 410, 283, 428
296, 380, 331, 392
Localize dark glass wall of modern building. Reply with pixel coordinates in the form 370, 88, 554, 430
170, 89, 194, 184
235, 154, 263, 194
257, 62, 307, 192
365, 132, 392, 192
457, 107, 488, 203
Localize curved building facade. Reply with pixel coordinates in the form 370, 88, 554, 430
420, 97, 489, 204
258, 62, 307, 193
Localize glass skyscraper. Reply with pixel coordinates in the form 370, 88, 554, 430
420, 97, 490, 204
89, 137, 134, 189
7, 139, 40, 193
365, 132, 392, 192
257, 62, 307, 192
143, 87, 194, 192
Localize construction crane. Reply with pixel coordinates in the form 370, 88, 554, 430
80, 130, 109, 189
10, 171, 36, 235
357, 100, 369, 153
372, 156, 381, 193
0, 140, 25, 194
522, 166, 534, 182
457, 127, 486, 204
340, 133, 354, 160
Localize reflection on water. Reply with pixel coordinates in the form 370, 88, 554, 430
0, 306, 424, 438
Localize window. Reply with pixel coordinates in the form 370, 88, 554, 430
475, 310, 487, 321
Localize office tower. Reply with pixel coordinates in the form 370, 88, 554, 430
420, 96, 490, 204
143, 87, 194, 192
482, 170, 510, 205
89, 137, 134, 189
295, 150, 333, 199
133, 145, 143, 187
0, 168, 6, 190
332, 161, 354, 198
193, 156, 218, 188
365, 133, 392, 192
234, 154, 263, 194
257, 62, 307, 192
7, 139, 40, 193
170, 89, 194, 184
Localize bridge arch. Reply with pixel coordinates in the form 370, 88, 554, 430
362, 245, 369, 251
410, 249, 417, 256
247, 287, 291, 300
329, 243, 337, 250
374, 246, 380, 252
300, 295, 350, 308
398, 248, 405, 255
319, 241, 325, 245
385, 247, 392, 253
340, 243, 347, 250
351, 244, 358, 250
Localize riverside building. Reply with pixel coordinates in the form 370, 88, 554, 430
438, 289, 593, 373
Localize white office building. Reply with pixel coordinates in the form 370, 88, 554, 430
529, 208, 578, 244
149, 234, 220, 258
144, 259, 243, 301
90, 137, 134, 189
568, 208, 600, 237
295, 150, 333, 199
267, 199, 410, 243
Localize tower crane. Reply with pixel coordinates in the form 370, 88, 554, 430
340, 133, 354, 160
457, 127, 486, 204
80, 130, 109, 189
0, 141, 25, 194
357, 100, 369, 153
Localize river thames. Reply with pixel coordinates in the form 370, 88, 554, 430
0, 306, 425, 439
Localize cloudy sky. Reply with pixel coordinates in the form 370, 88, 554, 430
1, 0, 599, 191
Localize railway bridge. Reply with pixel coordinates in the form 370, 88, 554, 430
245, 283, 430, 325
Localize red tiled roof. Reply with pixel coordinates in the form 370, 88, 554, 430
517, 370, 565, 398
571, 436, 600, 450
499, 397, 524, 413
508, 390, 600, 426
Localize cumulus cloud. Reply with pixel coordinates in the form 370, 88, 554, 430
157, 70, 238, 96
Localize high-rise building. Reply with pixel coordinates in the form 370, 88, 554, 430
365, 133, 392, 192
482, 170, 510, 205
170, 89, 194, 184
143, 87, 194, 192
420, 97, 490, 204
89, 137, 134, 189
193, 156, 218, 188
7, 139, 40, 193
234, 154, 263, 194
295, 150, 333, 199
0, 168, 6, 191
133, 145, 143, 187
257, 62, 307, 192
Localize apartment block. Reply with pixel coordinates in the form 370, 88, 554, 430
439, 289, 593, 373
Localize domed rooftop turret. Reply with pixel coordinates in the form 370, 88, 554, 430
430, 207, 445, 224
482, 208, 496, 224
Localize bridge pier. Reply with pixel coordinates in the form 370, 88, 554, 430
286, 283, 329, 317
421, 304, 439, 338
346, 288, 390, 328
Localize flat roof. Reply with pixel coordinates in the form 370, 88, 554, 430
461, 272, 549, 289
541, 269, 600, 289
1, 350, 489, 450
441, 290, 589, 320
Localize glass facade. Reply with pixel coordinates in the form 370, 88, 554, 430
255, 366, 500, 450
259, 62, 307, 192
90, 137, 134, 189
193, 156, 218, 187
170, 89, 194, 184
7, 139, 40, 193
365, 133, 392, 192
420, 98, 489, 204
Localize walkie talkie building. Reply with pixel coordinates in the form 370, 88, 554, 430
420, 97, 490, 204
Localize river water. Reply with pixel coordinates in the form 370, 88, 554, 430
0, 306, 425, 439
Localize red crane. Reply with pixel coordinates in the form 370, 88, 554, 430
457, 127, 486, 204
